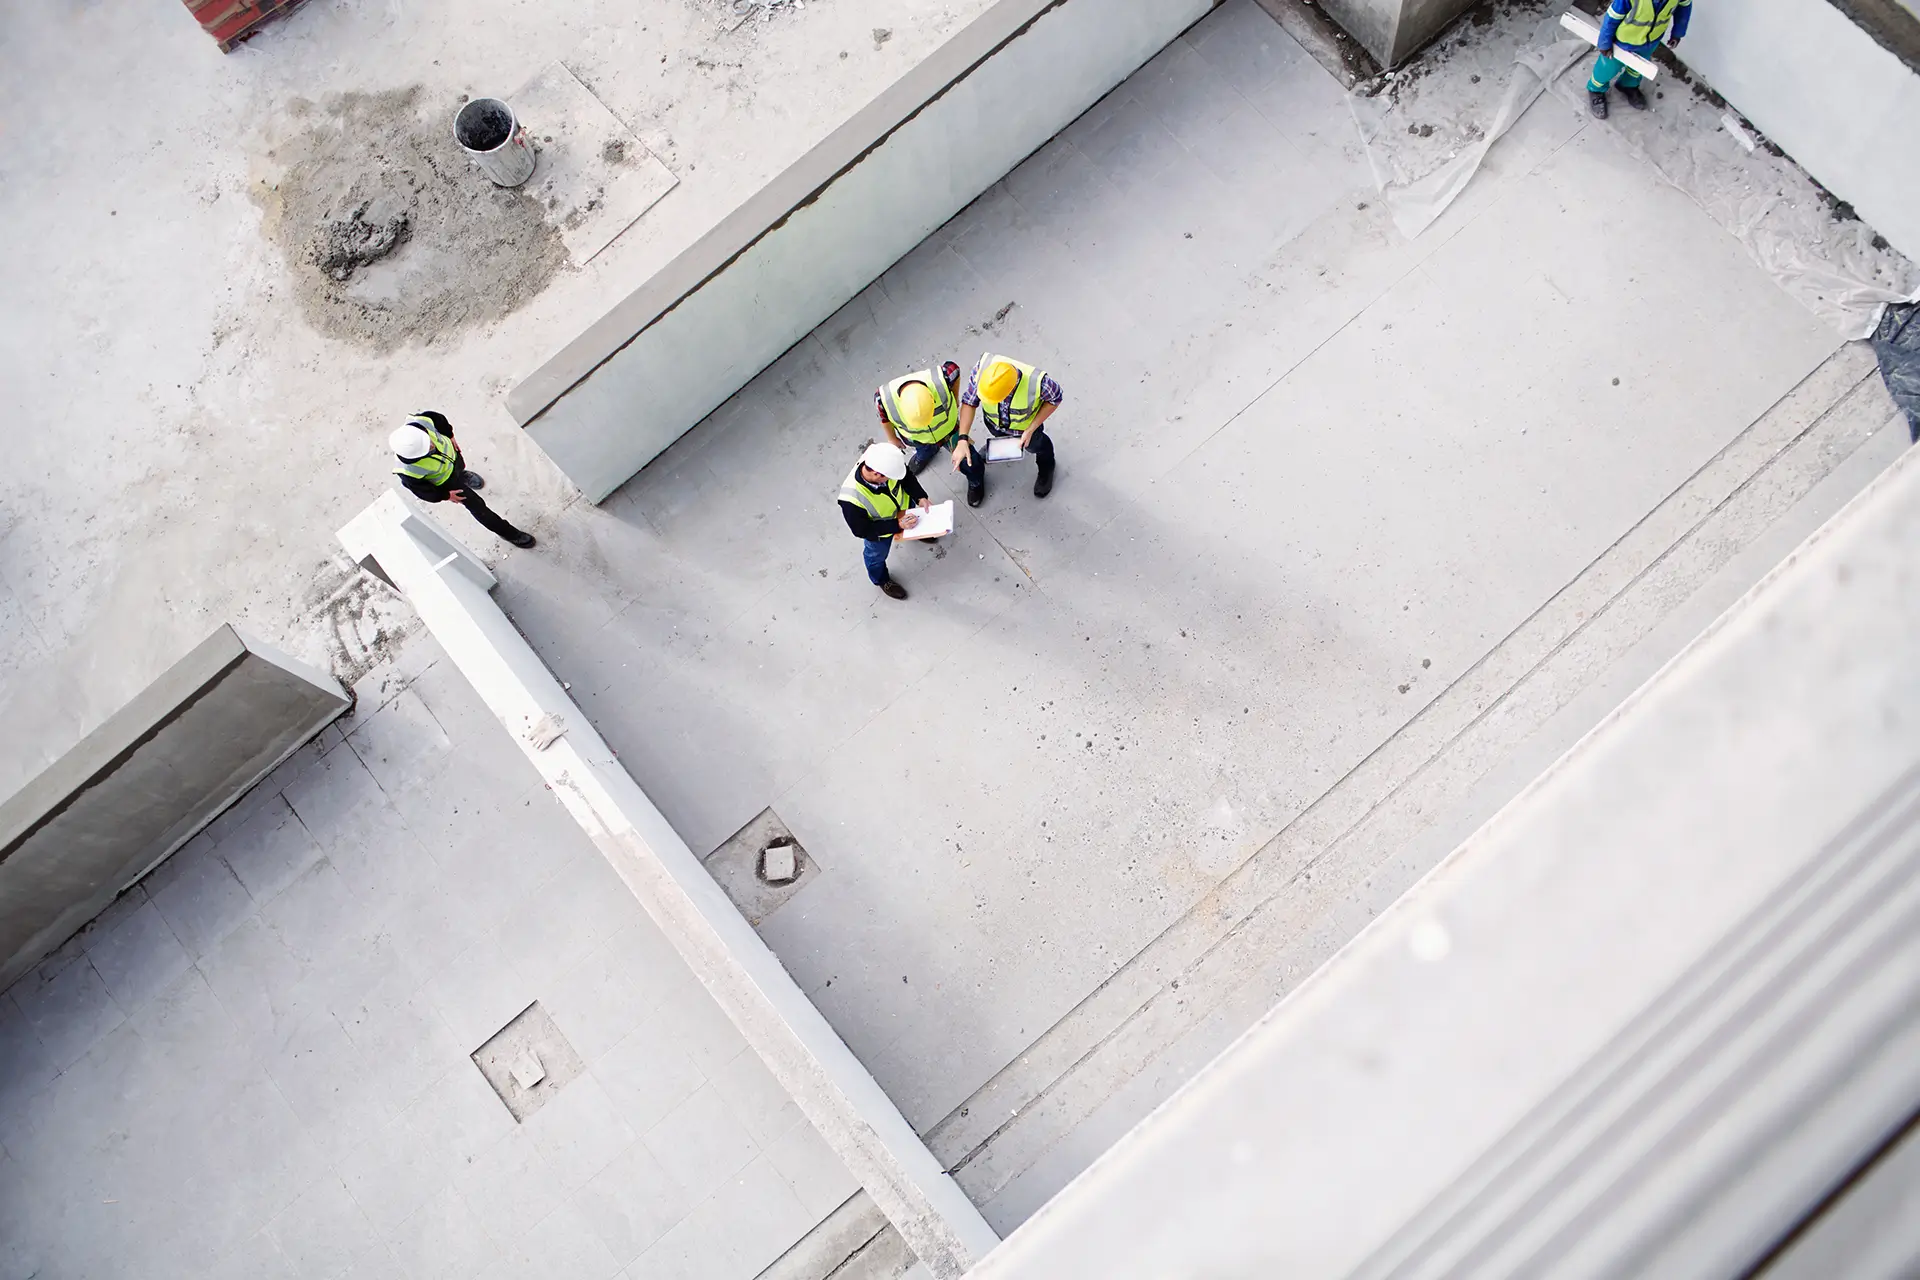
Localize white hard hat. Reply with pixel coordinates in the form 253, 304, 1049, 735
861, 441, 908, 481
390, 423, 432, 459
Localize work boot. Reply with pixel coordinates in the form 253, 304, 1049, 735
967, 482, 984, 508
507, 532, 536, 549
1588, 89, 1609, 119
1033, 466, 1054, 499
459, 470, 486, 491
1620, 84, 1649, 110
879, 579, 908, 600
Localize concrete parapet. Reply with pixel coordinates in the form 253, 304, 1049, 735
0, 625, 348, 988
507, 0, 1215, 502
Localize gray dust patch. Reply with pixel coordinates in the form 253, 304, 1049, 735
256, 86, 566, 348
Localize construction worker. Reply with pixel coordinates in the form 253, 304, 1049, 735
389, 411, 537, 548
838, 442, 928, 601
1589, 0, 1690, 119
877, 360, 986, 507
956, 353, 1060, 499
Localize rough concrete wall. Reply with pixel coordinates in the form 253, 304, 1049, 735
1389, 0, 1480, 63
0, 626, 348, 987
1311, 0, 1401, 65
513, 0, 1216, 502
1309, 0, 1476, 67
1681, 0, 1920, 265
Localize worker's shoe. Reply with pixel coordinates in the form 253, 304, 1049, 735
879, 579, 908, 600
459, 470, 486, 491
1620, 84, 1649, 111
507, 532, 536, 549
967, 483, 984, 508
1588, 89, 1609, 119
1033, 466, 1054, 499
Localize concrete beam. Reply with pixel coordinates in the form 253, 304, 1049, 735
0, 625, 348, 988
337, 492, 999, 1279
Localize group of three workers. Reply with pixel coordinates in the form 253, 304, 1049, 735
836, 350, 1061, 601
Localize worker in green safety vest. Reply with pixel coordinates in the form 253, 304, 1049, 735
837, 442, 930, 600
956, 352, 1061, 499
390, 412, 537, 548
1589, 0, 1692, 119
875, 360, 986, 507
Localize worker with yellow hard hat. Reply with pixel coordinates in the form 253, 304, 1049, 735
875, 359, 985, 507
956, 352, 1060, 499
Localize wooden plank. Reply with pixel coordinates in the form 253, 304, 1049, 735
1559, 10, 1662, 81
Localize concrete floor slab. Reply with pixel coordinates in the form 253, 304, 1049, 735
491, 1, 1839, 1134
0, 641, 859, 1278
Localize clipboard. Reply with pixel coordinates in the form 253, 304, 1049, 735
900, 500, 954, 541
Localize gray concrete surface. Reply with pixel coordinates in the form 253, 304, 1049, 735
339, 491, 995, 1278
928, 351, 1907, 1230
961, 425, 1920, 1280
482, 0, 1850, 1176
0, 641, 859, 1279
0, 626, 347, 989
0, 0, 1002, 802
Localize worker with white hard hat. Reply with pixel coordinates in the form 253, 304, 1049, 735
837, 441, 929, 600
956, 352, 1061, 499
876, 360, 985, 507
389, 411, 536, 548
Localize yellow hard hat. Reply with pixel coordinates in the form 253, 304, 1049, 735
898, 382, 938, 432
980, 361, 1020, 402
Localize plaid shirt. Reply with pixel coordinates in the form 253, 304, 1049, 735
961, 358, 1064, 432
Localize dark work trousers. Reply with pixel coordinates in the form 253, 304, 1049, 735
863, 537, 894, 585
453, 475, 530, 542
907, 434, 987, 493
991, 424, 1056, 470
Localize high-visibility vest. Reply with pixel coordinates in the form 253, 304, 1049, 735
975, 353, 1045, 433
393, 424, 459, 485
838, 466, 911, 524
1616, 0, 1681, 45
879, 371, 960, 445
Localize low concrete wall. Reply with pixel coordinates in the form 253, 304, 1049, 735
1680, 0, 1920, 265
508, 0, 1215, 502
0, 626, 348, 988
338, 493, 998, 1278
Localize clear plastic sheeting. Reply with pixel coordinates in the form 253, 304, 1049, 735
1351, 9, 1920, 340
1871, 304, 1920, 442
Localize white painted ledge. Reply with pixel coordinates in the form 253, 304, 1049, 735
338, 491, 998, 1278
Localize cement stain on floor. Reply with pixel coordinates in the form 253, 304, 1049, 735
254, 86, 567, 349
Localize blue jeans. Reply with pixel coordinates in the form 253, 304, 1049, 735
908, 437, 986, 490
862, 537, 893, 585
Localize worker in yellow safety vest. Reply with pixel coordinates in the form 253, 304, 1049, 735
876, 360, 986, 507
1589, 0, 1691, 119
390, 412, 536, 548
956, 353, 1061, 499
837, 442, 930, 600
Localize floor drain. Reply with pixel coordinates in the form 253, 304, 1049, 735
705, 808, 816, 925
471, 1002, 586, 1122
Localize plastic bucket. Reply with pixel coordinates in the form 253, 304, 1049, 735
453, 97, 536, 188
